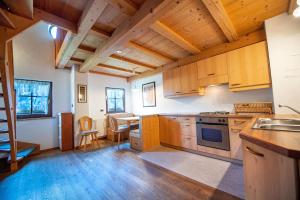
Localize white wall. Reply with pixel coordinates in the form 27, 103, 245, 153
88, 73, 131, 134
131, 73, 273, 115
265, 13, 300, 114
13, 22, 71, 150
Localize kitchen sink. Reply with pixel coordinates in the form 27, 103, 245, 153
252, 118, 300, 132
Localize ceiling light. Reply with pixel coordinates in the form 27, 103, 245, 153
293, 6, 300, 17
116, 50, 122, 54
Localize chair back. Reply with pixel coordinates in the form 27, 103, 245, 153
109, 117, 119, 132
79, 116, 93, 131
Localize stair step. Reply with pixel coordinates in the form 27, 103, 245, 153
0, 137, 9, 144
8, 147, 36, 162
0, 143, 10, 152
0, 129, 9, 134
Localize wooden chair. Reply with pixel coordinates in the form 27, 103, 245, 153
79, 116, 100, 151
109, 117, 129, 150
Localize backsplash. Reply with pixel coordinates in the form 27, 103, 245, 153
131, 73, 273, 115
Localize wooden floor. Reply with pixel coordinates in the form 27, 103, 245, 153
0, 141, 241, 200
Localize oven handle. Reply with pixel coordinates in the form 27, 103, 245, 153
196, 122, 228, 126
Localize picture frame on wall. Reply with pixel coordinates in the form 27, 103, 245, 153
142, 82, 156, 107
78, 84, 87, 103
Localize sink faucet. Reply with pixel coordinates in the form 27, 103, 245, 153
278, 104, 300, 115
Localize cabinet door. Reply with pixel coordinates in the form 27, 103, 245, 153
227, 41, 271, 90
243, 140, 298, 200
180, 63, 199, 94
168, 116, 181, 146
163, 70, 174, 97
159, 116, 169, 144
209, 54, 228, 76
197, 59, 208, 80
172, 67, 182, 95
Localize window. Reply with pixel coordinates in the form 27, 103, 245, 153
15, 79, 52, 119
105, 87, 125, 113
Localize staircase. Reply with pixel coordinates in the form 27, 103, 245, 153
0, 38, 39, 173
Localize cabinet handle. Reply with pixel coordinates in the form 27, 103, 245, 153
175, 92, 181, 94
184, 125, 190, 127
231, 128, 241, 133
234, 120, 246, 125
231, 83, 241, 86
185, 138, 191, 140
208, 73, 215, 76
246, 147, 264, 157
191, 90, 197, 92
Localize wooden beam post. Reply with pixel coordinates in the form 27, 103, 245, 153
201, 0, 238, 42
89, 70, 128, 78
110, 54, 157, 70
150, 21, 201, 54
79, 0, 184, 72
56, 0, 108, 68
97, 63, 142, 74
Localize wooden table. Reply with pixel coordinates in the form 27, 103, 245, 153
116, 116, 140, 128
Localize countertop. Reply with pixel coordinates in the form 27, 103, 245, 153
158, 113, 255, 118
240, 114, 300, 159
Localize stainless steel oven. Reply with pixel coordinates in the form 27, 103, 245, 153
196, 116, 230, 151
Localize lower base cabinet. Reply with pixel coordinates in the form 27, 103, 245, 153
242, 140, 299, 200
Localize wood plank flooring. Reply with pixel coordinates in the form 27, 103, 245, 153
0, 141, 241, 200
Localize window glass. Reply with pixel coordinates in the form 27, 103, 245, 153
105, 88, 125, 113
15, 79, 52, 119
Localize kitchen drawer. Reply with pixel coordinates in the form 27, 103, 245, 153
130, 136, 142, 151
180, 136, 197, 150
180, 123, 196, 137
178, 117, 196, 124
229, 118, 251, 129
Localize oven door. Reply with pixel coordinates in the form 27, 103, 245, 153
196, 123, 230, 151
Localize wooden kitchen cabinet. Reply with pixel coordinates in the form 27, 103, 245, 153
242, 140, 298, 200
163, 64, 205, 97
58, 112, 73, 151
229, 117, 251, 160
159, 116, 197, 150
180, 63, 199, 94
227, 41, 271, 92
197, 53, 228, 87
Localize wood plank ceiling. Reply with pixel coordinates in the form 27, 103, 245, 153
1, 0, 291, 78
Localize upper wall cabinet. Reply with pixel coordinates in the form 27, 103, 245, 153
163, 63, 205, 98
227, 41, 271, 92
197, 54, 228, 87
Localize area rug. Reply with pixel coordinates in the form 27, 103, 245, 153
138, 146, 244, 199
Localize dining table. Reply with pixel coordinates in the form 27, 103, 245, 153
116, 116, 140, 129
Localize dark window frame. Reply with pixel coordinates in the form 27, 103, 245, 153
15, 79, 53, 119
105, 87, 125, 114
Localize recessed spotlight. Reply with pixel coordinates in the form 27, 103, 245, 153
116, 50, 122, 54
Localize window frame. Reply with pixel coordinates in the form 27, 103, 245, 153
105, 87, 125, 114
15, 78, 53, 119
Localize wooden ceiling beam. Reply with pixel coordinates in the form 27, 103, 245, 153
97, 63, 142, 74
4, 8, 78, 41
288, 0, 297, 14
89, 70, 128, 79
202, 0, 238, 42
110, 54, 157, 70
0, 9, 16, 29
56, 0, 108, 68
79, 0, 184, 72
70, 57, 84, 63
89, 26, 111, 38
77, 44, 158, 70
107, 0, 138, 16
127, 41, 176, 62
150, 21, 201, 54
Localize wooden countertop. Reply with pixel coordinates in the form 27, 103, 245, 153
158, 113, 255, 118
240, 114, 300, 159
